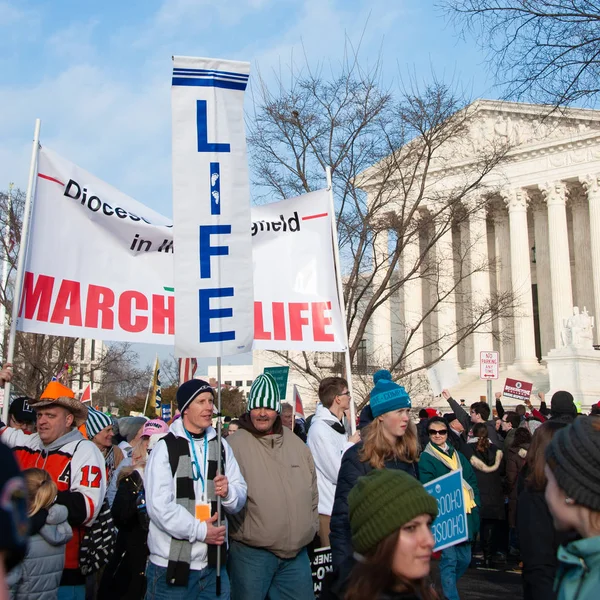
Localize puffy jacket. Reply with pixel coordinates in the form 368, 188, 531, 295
307, 404, 354, 516
145, 419, 247, 572
10, 504, 72, 600
329, 442, 418, 568
418, 442, 481, 541
555, 537, 600, 600
468, 444, 505, 521
227, 413, 318, 559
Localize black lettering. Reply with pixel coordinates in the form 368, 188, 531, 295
81, 187, 88, 206
281, 214, 287, 231
129, 213, 141, 222
115, 207, 127, 219
136, 238, 152, 252
251, 222, 257, 236
64, 179, 81, 200
158, 239, 173, 253
103, 203, 114, 216
272, 221, 281, 232
288, 211, 300, 232
88, 196, 101, 212
130, 234, 139, 251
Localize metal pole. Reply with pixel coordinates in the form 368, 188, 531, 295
326, 167, 356, 433
2, 120, 41, 423
487, 379, 493, 412
216, 356, 223, 595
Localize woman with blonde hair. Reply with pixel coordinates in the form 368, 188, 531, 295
330, 370, 419, 570
9, 468, 72, 600
544, 415, 600, 599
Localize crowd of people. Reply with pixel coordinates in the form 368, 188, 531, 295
1, 363, 600, 600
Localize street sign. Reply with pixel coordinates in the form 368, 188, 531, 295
263, 366, 290, 400
503, 378, 533, 402
479, 351, 499, 380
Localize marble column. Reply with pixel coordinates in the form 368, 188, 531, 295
570, 187, 594, 320
372, 228, 392, 366
402, 234, 424, 369
531, 199, 555, 354
435, 222, 459, 367
541, 182, 574, 348
468, 206, 494, 368
580, 175, 600, 344
491, 207, 515, 366
503, 189, 539, 368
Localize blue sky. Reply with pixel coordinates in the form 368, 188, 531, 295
0, 0, 498, 369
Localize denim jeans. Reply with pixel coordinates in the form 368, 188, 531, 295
57, 586, 85, 600
439, 542, 471, 600
144, 561, 230, 600
227, 541, 314, 600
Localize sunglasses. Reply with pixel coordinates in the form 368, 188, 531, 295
428, 429, 448, 435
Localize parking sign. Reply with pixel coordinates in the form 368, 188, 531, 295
480, 351, 499, 380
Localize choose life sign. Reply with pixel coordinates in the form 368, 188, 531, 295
423, 469, 469, 551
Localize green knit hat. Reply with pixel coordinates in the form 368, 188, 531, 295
247, 373, 281, 413
349, 469, 438, 555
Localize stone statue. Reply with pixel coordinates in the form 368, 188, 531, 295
561, 306, 595, 349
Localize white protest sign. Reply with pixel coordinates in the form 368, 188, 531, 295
479, 351, 499, 380
427, 360, 460, 396
19, 148, 346, 352
171, 56, 254, 357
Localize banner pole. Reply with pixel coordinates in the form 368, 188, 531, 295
326, 167, 356, 434
216, 356, 223, 595
142, 354, 157, 416
2, 119, 41, 423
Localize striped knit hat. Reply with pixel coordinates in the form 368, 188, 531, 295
86, 407, 113, 439
248, 373, 281, 413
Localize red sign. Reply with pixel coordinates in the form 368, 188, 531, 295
479, 351, 499, 380
503, 378, 533, 402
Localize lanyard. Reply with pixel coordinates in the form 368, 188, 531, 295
185, 430, 208, 498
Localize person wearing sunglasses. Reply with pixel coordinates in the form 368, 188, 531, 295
419, 417, 480, 600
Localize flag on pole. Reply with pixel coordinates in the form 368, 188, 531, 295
80, 383, 92, 403
179, 357, 198, 385
292, 384, 305, 420
161, 401, 171, 421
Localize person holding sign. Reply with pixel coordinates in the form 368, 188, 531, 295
143, 379, 247, 599
419, 417, 480, 600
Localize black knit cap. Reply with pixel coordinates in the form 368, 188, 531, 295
176, 379, 215, 414
551, 390, 577, 417
545, 416, 600, 511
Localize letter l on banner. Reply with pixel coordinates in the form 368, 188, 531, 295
171, 56, 254, 357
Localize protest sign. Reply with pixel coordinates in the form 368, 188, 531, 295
171, 56, 254, 357
427, 360, 460, 396
19, 149, 346, 352
423, 469, 469, 551
309, 546, 333, 598
503, 378, 533, 402
263, 366, 289, 400
479, 351, 499, 380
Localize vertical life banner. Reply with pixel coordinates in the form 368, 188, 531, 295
171, 56, 254, 358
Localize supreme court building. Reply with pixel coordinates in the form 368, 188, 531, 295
365, 100, 600, 403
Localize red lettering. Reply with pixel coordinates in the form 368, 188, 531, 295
152, 294, 174, 335
289, 302, 309, 341
312, 301, 334, 342
84, 285, 115, 329
19, 272, 54, 321
273, 302, 286, 340
118, 291, 148, 333
50, 279, 82, 325
253, 302, 271, 340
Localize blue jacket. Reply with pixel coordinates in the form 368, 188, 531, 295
329, 442, 418, 568
555, 537, 600, 600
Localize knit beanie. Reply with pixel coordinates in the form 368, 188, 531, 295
369, 370, 411, 418
115, 416, 147, 443
247, 373, 281, 413
545, 416, 600, 511
349, 469, 438, 555
551, 390, 577, 417
176, 379, 215, 414
86, 407, 113, 439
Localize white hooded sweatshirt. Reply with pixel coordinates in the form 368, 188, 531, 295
307, 403, 354, 515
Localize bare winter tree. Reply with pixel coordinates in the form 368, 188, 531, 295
248, 55, 516, 400
442, 0, 600, 107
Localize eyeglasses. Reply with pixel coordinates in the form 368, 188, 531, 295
428, 429, 448, 436
338, 391, 351, 398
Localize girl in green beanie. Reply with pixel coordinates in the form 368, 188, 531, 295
342, 469, 439, 600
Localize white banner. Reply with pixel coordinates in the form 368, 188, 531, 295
252, 190, 345, 351
172, 56, 254, 358
19, 148, 346, 351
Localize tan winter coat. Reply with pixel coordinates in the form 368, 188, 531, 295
227, 415, 319, 559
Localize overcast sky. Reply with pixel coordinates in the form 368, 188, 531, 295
1, 0, 498, 369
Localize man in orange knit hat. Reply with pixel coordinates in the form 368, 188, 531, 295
1, 377, 106, 600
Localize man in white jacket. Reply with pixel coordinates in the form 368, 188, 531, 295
145, 379, 247, 599
307, 377, 359, 547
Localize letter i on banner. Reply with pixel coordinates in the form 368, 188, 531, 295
171, 56, 254, 358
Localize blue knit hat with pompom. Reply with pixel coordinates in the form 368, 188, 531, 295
370, 370, 411, 417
